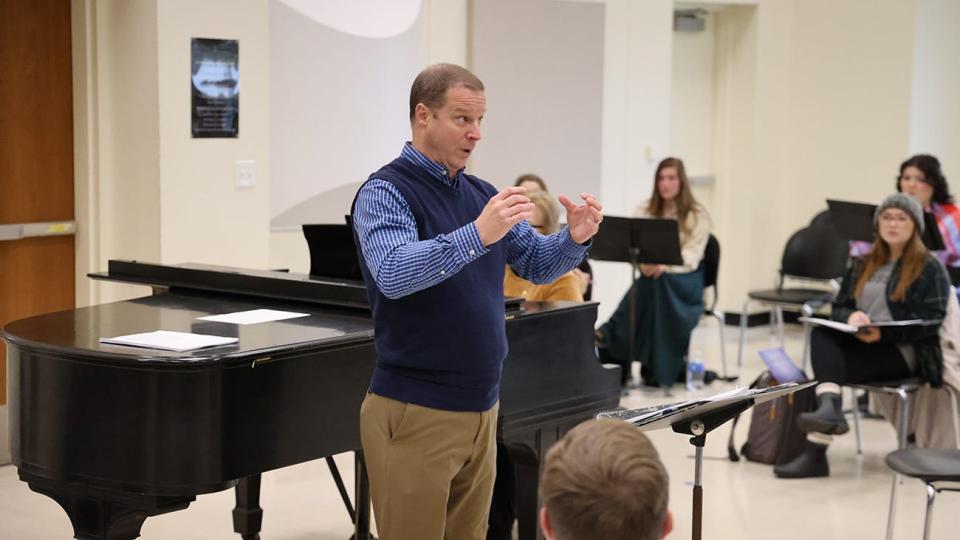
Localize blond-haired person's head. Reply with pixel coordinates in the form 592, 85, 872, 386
527, 189, 561, 235
539, 420, 673, 540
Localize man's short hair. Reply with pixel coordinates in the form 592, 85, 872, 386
409, 63, 485, 122
540, 420, 669, 540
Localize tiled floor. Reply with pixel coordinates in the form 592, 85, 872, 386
1, 322, 957, 539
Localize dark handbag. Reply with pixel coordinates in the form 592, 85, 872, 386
727, 371, 816, 465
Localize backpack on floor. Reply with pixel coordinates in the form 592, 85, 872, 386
727, 371, 817, 465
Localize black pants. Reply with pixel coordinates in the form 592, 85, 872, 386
809, 327, 912, 386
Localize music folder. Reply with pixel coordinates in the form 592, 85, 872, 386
827, 198, 944, 250
588, 216, 683, 265
302, 223, 364, 281
598, 381, 816, 432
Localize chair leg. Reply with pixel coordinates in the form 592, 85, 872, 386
800, 303, 814, 374
897, 387, 910, 449
738, 299, 751, 369
922, 483, 936, 540
950, 389, 960, 449
885, 473, 899, 540
851, 388, 863, 455
775, 307, 785, 347
712, 310, 728, 379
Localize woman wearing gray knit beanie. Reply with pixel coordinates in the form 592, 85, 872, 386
775, 193, 951, 479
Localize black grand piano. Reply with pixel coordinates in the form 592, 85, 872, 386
3, 257, 619, 540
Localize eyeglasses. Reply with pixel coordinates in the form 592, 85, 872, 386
879, 212, 911, 224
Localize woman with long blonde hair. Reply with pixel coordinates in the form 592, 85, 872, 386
596, 157, 712, 390
776, 193, 950, 479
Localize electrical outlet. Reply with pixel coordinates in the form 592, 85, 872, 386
236, 160, 255, 188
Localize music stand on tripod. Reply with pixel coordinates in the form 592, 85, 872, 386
599, 381, 816, 540
590, 216, 684, 383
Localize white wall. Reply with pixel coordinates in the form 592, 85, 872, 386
671, 11, 716, 180
268, 0, 466, 275
468, 0, 604, 199
708, 0, 916, 314
73, 0, 272, 304
910, 0, 960, 171
593, 0, 675, 324
671, 9, 718, 225
74, 0, 162, 305
157, 0, 271, 270
72, 0, 960, 326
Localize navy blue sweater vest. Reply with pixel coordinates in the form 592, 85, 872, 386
352, 157, 507, 411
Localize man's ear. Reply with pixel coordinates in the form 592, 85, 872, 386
414, 103, 431, 126
540, 507, 555, 540
660, 509, 674, 539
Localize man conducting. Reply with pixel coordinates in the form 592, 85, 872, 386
351, 63, 603, 539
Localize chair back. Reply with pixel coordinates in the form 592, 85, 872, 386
703, 234, 720, 288
780, 210, 848, 281
701, 234, 720, 310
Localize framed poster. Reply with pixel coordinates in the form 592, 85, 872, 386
191, 38, 239, 138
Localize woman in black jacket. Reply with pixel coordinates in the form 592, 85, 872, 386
775, 193, 950, 479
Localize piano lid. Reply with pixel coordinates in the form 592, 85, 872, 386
91, 260, 531, 314
90, 260, 371, 310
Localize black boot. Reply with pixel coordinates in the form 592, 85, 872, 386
798, 392, 849, 435
774, 441, 829, 478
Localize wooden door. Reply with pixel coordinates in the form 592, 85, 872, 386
0, 0, 76, 406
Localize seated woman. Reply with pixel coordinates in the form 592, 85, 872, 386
513, 174, 593, 299
503, 188, 583, 302
515, 172, 548, 193
852, 155, 960, 281
596, 157, 711, 389
775, 193, 950, 479
489, 186, 584, 540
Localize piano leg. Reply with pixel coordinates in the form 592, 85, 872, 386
20, 470, 194, 540
232, 475, 264, 540
514, 460, 543, 540
353, 451, 374, 540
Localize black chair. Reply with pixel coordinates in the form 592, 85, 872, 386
736, 210, 848, 372
699, 234, 727, 378
885, 448, 960, 539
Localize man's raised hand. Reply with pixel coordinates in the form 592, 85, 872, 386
475, 187, 535, 247
559, 193, 603, 244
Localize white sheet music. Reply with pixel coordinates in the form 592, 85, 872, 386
197, 309, 310, 325
99, 330, 238, 352
799, 317, 935, 334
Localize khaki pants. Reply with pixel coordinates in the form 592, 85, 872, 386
360, 392, 498, 540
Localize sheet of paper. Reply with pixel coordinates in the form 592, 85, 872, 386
197, 309, 311, 325
99, 330, 238, 352
800, 317, 936, 333
799, 317, 858, 333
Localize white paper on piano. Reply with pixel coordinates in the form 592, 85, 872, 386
197, 309, 311, 325
99, 330, 239, 352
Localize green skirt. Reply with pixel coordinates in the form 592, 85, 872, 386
599, 269, 704, 387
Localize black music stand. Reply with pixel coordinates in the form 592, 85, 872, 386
599, 381, 816, 540
827, 199, 945, 250
302, 223, 364, 280
590, 217, 684, 380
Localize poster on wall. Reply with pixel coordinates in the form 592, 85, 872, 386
191, 38, 239, 138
